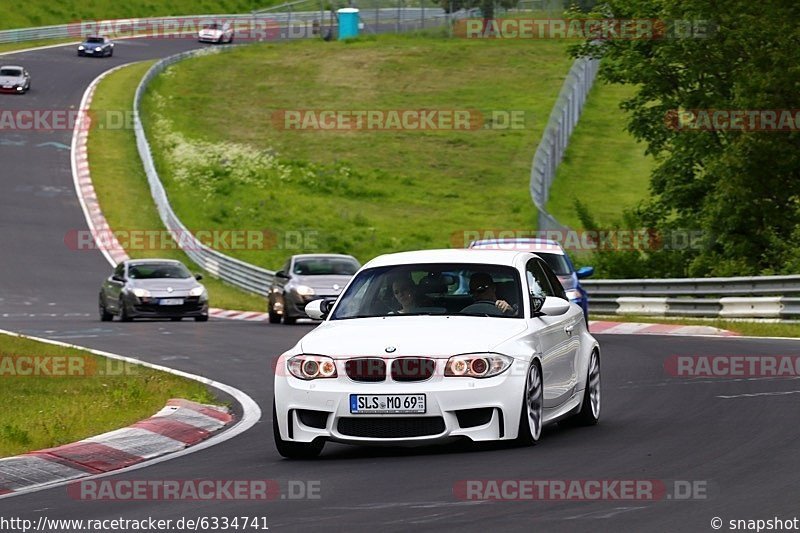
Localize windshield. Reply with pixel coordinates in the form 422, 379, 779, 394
330, 263, 522, 319
204, 23, 221, 29
128, 263, 192, 280
293, 257, 359, 276
0, 68, 22, 76
86, 37, 104, 43
535, 252, 572, 276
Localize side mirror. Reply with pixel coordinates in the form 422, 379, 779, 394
195, 274, 203, 280
275, 270, 289, 279
540, 296, 570, 316
530, 295, 545, 315
111, 274, 124, 283
576, 266, 594, 279
305, 299, 330, 320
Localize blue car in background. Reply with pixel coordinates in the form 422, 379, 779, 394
468, 238, 594, 322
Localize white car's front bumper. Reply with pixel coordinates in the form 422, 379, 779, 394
274, 359, 526, 446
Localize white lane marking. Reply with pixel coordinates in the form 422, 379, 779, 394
0, 328, 261, 500
717, 390, 800, 399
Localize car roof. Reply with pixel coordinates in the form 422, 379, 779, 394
470, 238, 565, 255
364, 248, 529, 268
0, 65, 24, 70
291, 254, 358, 261
125, 259, 183, 265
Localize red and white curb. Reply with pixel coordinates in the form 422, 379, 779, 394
209, 308, 270, 321
0, 399, 232, 495
589, 320, 739, 337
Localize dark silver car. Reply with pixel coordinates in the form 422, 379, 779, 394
99, 259, 208, 322
0, 66, 31, 94
268, 254, 360, 324
78, 36, 114, 57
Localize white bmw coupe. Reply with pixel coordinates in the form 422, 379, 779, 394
273, 249, 601, 458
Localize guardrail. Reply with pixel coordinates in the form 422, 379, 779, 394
529, 56, 600, 231
583, 276, 800, 319
134, 47, 276, 297
131, 8, 451, 297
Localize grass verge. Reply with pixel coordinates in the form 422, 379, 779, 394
140, 33, 575, 269
0, 331, 217, 458
0, 38, 80, 55
88, 61, 266, 311
594, 314, 800, 339
547, 81, 654, 228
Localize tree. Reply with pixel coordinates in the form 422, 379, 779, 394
570, 0, 800, 276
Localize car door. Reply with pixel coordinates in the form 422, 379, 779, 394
538, 257, 583, 402
105, 263, 126, 311
524, 258, 574, 408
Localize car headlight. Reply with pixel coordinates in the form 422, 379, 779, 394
287, 355, 337, 380
294, 285, 315, 297
189, 286, 206, 297
95, 47, 102, 51
565, 289, 582, 301
131, 288, 151, 298
445, 353, 513, 378
78, 45, 85, 50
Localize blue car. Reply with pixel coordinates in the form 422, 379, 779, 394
468, 238, 594, 322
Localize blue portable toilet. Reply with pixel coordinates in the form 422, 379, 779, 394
337, 8, 360, 40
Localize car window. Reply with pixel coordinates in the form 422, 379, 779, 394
0, 68, 22, 76
535, 252, 572, 276
537, 259, 567, 300
330, 263, 522, 319
113, 263, 125, 279
87, 37, 104, 43
293, 258, 359, 276
526, 259, 554, 298
128, 263, 191, 279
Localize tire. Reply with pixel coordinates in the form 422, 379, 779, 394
194, 315, 209, 322
268, 307, 281, 324
273, 400, 324, 459
118, 298, 132, 322
99, 296, 113, 322
108, 49, 113, 57
516, 361, 543, 445
571, 350, 601, 426
171, 317, 182, 322
282, 314, 297, 325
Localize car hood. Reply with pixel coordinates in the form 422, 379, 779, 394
0, 75, 24, 85
292, 274, 353, 292
300, 316, 528, 357
199, 29, 223, 35
128, 278, 200, 290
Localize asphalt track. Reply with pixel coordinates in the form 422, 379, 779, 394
2, 37, 800, 532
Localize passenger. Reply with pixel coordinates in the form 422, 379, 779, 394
392, 277, 421, 314
461, 272, 515, 316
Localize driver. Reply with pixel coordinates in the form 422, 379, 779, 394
460, 272, 515, 316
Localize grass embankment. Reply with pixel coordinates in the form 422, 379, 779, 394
88, 62, 266, 311
0, 0, 280, 30
596, 315, 800, 339
547, 81, 654, 228
140, 33, 575, 269
0, 332, 216, 458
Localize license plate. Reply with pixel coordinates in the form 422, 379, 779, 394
159, 298, 184, 306
2, 86, 10, 89
350, 394, 426, 414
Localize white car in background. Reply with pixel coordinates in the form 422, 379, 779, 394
273, 249, 601, 458
198, 22, 234, 43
